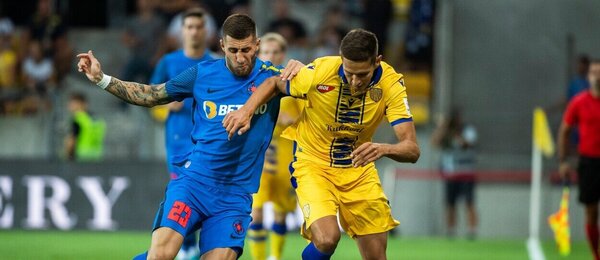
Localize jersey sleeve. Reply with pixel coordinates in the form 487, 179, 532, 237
165, 65, 197, 102
385, 77, 413, 126
563, 98, 579, 126
286, 63, 317, 98
149, 57, 168, 84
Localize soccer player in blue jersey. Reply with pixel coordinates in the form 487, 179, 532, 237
149, 8, 213, 259
77, 14, 302, 260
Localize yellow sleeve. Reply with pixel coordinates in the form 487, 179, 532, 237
287, 63, 316, 98
385, 77, 413, 126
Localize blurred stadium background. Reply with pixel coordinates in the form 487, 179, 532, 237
1, 0, 599, 259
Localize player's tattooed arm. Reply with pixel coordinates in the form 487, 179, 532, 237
77, 50, 172, 107
105, 78, 172, 107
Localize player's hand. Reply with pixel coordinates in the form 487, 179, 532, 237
280, 59, 303, 81
77, 50, 104, 83
558, 161, 572, 180
222, 108, 253, 140
168, 101, 185, 112
351, 142, 385, 168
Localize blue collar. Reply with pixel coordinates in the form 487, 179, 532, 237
338, 64, 383, 87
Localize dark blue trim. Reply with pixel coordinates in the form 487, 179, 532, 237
285, 81, 291, 96
369, 66, 383, 87
338, 65, 348, 83
249, 223, 264, 230
272, 223, 287, 235
390, 117, 413, 126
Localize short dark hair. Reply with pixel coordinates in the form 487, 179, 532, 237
222, 14, 256, 40
340, 29, 378, 63
69, 92, 87, 103
578, 54, 590, 66
181, 7, 205, 25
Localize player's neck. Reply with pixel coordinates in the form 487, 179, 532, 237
184, 45, 206, 59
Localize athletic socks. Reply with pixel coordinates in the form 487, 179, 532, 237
302, 242, 332, 260
248, 223, 267, 260
586, 223, 600, 260
269, 223, 287, 259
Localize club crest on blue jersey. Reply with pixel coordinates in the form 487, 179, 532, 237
248, 81, 257, 94
232, 219, 245, 235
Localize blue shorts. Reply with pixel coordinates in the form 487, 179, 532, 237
153, 174, 252, 257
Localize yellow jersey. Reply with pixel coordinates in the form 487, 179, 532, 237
262, 96, 303, 175
286, 56, 412, 168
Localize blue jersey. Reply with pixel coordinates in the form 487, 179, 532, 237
166, 58, 282, 193
150, 50, 213, 171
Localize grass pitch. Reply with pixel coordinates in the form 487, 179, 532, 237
0, 230, 592, 259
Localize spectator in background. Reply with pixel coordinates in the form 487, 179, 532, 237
0, 17, 17, 89
22, 40, 54, 112
0, 16, 19, 115
25, 0, 73, 84
558, 60, 600, 260
65, 93, 105, 162
268, 0, 308, 61
568, 55, 590, 101
361, 0, 393, 55
404, 0, 434, 70
163, 0, 218, 53
121, 0, 166, 83
312, 5, 347, 59
431, 108, 478, 239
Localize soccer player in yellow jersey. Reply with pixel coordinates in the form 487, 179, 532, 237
248, 32, 302, 260
224, 29, 420, 259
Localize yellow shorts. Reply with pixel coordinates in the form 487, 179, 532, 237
253, 139, 297, 213
292, 160, 399, 239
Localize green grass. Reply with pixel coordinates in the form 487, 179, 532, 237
0, 230, 592, 259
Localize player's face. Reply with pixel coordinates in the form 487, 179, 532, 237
341, 55, 382, 96
588, 62, 600, 89
221, 35, 259, 77
182, 16, 206, 48
258, 40, 285, 66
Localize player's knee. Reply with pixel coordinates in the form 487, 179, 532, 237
313, 231, 341, 252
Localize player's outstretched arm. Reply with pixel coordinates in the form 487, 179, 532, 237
222, 76, 288, 139
351, 121, 420, 167
77, 50, 172, 107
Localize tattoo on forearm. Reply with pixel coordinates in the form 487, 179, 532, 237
105, 78, 171, 107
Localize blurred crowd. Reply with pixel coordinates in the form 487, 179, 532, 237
0, 0, 435, 117
0, 0, 73, 115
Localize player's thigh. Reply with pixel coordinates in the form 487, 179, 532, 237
577, 156, 600, 204
272, 175, 297, 214
199, 192, 252, 258
338, 166, 398, 237
293, 161, 338, 229
307, 215, 341, 243
355, 232, 388, 260
253, 171, 274, 210
152, 176, 202, 242
150, 177, 202, 258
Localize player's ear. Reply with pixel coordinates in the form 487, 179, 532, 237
220, 39, 225, 52
374, 55, 382, 67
